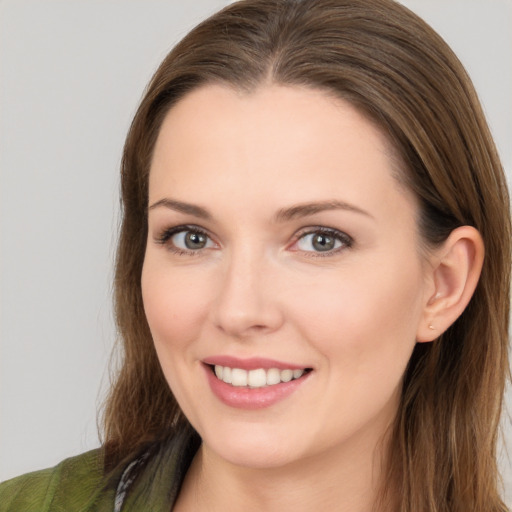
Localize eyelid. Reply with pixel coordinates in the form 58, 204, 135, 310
153, 224, 353, 257
154, 224, 218, 255
289, 226, 353, 256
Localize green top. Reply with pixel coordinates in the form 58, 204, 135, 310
0, 449, 113, 512
0, 431, 198, 511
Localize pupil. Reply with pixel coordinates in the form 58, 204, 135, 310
313, 234, 334, 251
185, 232, 206, 249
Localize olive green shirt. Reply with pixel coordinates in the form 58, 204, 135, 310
0, 431, 198, 511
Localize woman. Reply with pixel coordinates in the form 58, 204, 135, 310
1, 0, 510, 510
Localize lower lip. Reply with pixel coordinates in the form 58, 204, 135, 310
203, 365, 311, 410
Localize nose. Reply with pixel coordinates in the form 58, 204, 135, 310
210, 247, 284, 338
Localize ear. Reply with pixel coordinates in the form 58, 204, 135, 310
416, 226, 484, 343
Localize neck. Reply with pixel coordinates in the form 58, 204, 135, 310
174, 427, 391, 512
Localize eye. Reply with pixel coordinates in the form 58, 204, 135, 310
294, 228, 352, 255
173, 230, 212, 250
155, 226, 216, 254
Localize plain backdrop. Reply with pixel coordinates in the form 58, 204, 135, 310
1, 0, 511, 502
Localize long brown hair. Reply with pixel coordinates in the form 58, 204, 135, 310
102, 1, 511, 509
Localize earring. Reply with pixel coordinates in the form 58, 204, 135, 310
428, 324, 435, 330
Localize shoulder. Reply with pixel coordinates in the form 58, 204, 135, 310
0, 449, 113, 512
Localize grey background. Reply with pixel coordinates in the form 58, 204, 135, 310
1, 0, 511, 502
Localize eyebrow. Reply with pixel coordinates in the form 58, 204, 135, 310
148, 198, 212, 220
273, 200, 373, 222
148, 198, 373, 222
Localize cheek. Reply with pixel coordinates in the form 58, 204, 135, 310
141, 258, 213, 352
290, 256, 424, 375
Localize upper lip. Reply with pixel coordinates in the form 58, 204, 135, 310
202, 355, 310, 371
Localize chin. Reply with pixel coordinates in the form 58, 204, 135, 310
211, 443, 299, 470
200, 424, 307, 470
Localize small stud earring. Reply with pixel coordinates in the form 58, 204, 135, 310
428, 324, 435, 330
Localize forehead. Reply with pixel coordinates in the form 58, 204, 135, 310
153, 84, 395, 157
149, 84, 414, 221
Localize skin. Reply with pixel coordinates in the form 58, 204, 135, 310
141, 84, 482, 511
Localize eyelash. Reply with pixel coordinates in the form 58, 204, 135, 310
155, 225, 213, 257
154, 224, 353, 257
293, 227, 353, 257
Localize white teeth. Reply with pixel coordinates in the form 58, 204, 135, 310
293, 369, 304, 379
213, 365, 307, 388
266, 368, 281, 385
248, 368, 266, 388
280, 369, 293, 382
231, 368, 247, 387
222, 366, 232, 384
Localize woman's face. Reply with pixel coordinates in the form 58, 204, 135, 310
142, 84, 433, 469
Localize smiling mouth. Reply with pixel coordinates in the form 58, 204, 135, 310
208, 364, 312, 388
